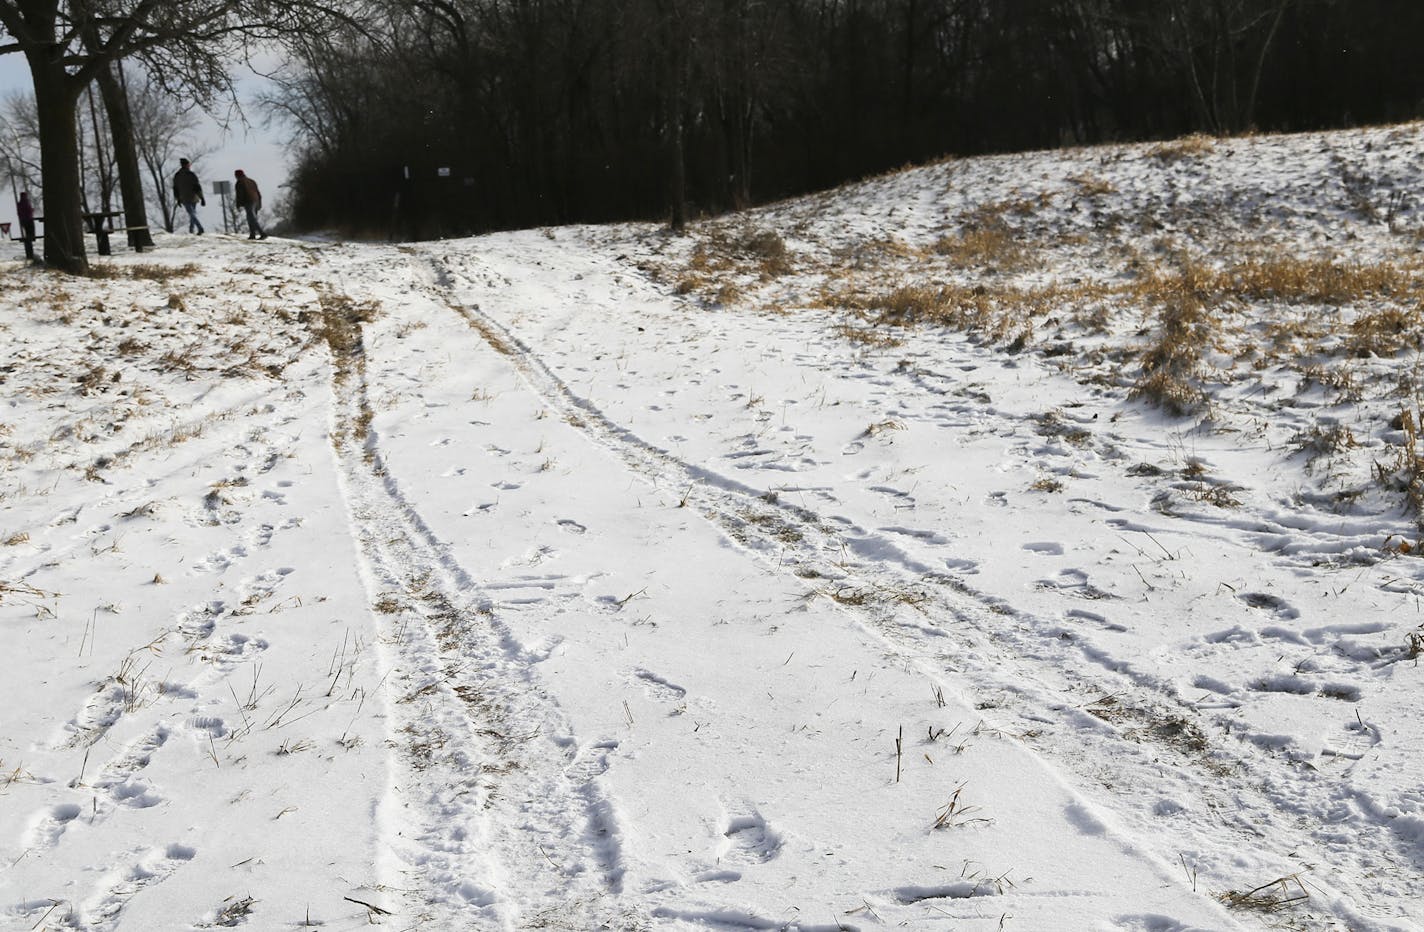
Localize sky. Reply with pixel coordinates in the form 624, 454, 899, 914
0, 52, 291, 232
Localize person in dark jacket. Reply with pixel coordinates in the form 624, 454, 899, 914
16, 191, 36, 260
172, 159, 206, 234
233, 170, 267, 240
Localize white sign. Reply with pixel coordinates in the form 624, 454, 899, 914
437, 167, 452, 177
213, 180, 232, 195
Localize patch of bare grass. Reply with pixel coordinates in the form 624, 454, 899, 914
81, 262, 199, 282
1149, 133, 1217, 162
1128, 262, 1215, 415
1377, 404, 1424, 523
1227, 256, 1417, 305
1291, 423, 1358, 472
1346, 305, 1423, 357
1218, 874, 1309, 913
1068, 173, 1115, 197
315, 291, 379, 367
676, 226, 797, 305
933, 199, 1040, 271
834, 323, 903, 348
1296, 363, 1362, 402
820, 281, 1032, 348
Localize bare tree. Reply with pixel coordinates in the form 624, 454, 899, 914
0, 0, 354, 272
127, 77, 207, 233
0, 90, 41, 202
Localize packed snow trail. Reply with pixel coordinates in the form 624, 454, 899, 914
285, 243, 1247, 929
312, 278, 642, 930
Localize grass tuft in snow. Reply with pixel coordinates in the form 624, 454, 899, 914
1148, 133, 1217, 162
1376, 402, 1424, 524
83, 262, 200, 282
1217, 873, 1310, 912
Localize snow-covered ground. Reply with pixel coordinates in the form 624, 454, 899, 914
3, 123, 1424, 931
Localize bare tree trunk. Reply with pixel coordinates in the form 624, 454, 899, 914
1169, 0, 1220, 132
656, 0, 689, 230
30, 56, 88, 274
668, 95, 687, 230
97, 62, 155, 249
1244, 0, 1291, 130
86, 85, 113, 213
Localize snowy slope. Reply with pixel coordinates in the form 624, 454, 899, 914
2, 123, 1423, 931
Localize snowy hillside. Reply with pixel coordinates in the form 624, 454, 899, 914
2, 123, 1423, 931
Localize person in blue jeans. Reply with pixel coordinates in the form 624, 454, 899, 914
233, 170, 267, 240
172, 159, 206, 234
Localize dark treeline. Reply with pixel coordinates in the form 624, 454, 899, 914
271, 0, 1424, 238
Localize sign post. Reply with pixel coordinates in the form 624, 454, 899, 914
212, 180, 233, 234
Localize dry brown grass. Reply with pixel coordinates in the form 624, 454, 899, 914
77, 365, 110, 395
933, 198, 1043, 271
1298, 364, 1363, 402
834, 323, 903, 348
83, 262, 199, 282
1068, 173, 1115, 197
1346, 306, 1423, 357
676, 226, 795, 305
1227, 257, 1416, 305
1378, 405, 1424, 523
1218, 874, 1309, 912
1127, 261, 1216, 415
1292, 423, 1359, 473
1149, 133, 1217, 162
818, 281, 1034, 348
934, 225, 1025, 270
830, 237, 925, 269
315, 291, 379, 366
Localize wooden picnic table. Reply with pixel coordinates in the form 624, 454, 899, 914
7, 215, 42, 260
83, 210, 149, 255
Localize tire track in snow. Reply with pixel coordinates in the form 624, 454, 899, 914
313, 290, 641, 930
416, 249, 1424, 930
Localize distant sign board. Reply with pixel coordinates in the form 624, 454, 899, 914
437, 167, 452, 177
213, 181, 232, 195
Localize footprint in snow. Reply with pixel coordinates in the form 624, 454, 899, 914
1238, 592, 1299, 619
717, 811, 782, 865
23, 803, 83, 851
630, 668, 687, 704
1322, 714, 1382, 761
81, 844, 197, 929
557, 518, 587, 534
944, 557, 979, 575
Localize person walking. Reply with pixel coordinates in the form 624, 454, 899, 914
233, 170, 267, 240
16, 191, 37, 260
172, 159, 206, 234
